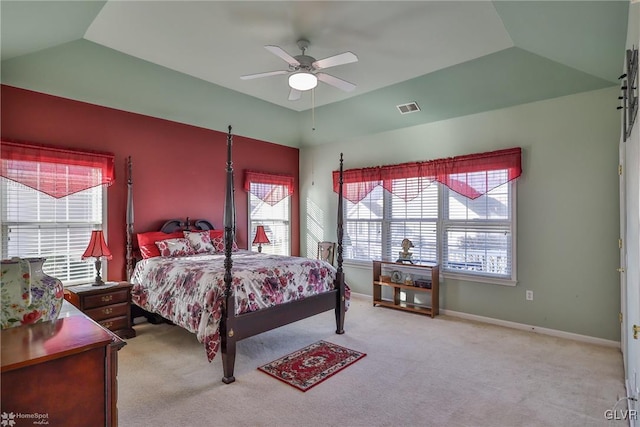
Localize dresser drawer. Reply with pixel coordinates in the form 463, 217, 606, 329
85, 302, 129, 322
98, 316, 129, 332
83, 289, 129, 309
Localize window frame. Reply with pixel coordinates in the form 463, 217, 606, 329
440, 183, 517, 286
343, 180, 517, 286
1, 179, 108, 286
247, 183, 292, 256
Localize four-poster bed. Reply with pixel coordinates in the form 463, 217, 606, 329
125, 126, 347, 383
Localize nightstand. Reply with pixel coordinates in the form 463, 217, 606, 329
65, 282, 136, 339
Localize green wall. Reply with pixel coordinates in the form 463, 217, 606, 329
301, 87, 621, 341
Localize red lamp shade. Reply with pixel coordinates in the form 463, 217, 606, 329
82, 230, 113, 260
252, 226, 270, 245
252, 226, 270, 253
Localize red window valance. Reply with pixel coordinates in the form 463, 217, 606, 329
333, 147, 522, 203
244, 170, 294, 206
1, 141, 115, 198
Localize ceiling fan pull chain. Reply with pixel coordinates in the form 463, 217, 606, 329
312, 88, 316, 131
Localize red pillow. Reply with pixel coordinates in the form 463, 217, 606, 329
137, 231, 184, 259
209, 230, 223, 239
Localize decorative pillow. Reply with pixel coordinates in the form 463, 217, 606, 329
212, 236, 239, 253
183, 230, 215, 254
155, 238, 195, 257
209, 229, 224, 240
137, 231, 184, 259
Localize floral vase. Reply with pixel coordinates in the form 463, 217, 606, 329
1, 257, 64, 329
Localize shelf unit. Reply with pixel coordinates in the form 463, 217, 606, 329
373, 260, 439, 318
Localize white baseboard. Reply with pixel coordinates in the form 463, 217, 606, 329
440, 308, 620, 348
351, 291, 620, 347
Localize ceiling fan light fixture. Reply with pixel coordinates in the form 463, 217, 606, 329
289, 72, 318, 91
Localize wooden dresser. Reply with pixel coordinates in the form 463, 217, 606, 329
1, 301, 125, 426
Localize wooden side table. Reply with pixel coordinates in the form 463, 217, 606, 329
65, 282, 136, 339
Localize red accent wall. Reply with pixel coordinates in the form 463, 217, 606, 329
1, 85, 300, 280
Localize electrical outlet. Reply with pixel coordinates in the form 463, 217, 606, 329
526, 290, 534, 301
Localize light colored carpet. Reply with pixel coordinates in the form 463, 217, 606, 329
118, 294, 627, 427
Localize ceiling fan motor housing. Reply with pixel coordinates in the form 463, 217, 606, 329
292, 55, 316, 72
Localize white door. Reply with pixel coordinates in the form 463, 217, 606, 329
620, 141, 627, 375
624, 122, 640, 421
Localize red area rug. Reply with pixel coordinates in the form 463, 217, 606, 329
258, 340, 366, 391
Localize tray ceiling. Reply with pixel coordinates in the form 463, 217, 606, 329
0, 1, 629, 146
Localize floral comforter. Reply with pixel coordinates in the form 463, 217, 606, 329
131, 251, 348, 362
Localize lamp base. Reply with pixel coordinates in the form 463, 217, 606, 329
257, 244, 263, 253
92, 258, 105, 286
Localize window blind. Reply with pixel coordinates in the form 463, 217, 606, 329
341, 157, 517, 281
1, 179, 103, 283
248, 181, 290, 255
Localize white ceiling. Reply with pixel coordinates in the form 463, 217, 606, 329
84, 1, 514, 111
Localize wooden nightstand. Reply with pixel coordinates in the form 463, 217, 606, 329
65, 282, 136, 339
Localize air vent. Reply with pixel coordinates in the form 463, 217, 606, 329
397, 102, 420, 114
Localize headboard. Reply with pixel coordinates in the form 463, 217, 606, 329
159, 218, 215, 233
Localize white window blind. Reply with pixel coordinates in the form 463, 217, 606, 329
248, 182, 290, 255
386, 178, 439, 264
443, 171, 513, 278
343, 185, 383, 261
344, 175, 516, 282
1, 179, 104, 284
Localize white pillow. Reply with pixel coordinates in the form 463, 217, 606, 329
183, 230, 215, 254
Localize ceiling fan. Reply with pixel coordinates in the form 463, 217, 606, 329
240, 39, 358, 101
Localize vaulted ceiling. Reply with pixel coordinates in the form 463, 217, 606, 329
0, 1, 629, 147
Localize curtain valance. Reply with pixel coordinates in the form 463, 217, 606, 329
1, 141, 115, 198
244, 170, 294, 206
332, 147, 522, 203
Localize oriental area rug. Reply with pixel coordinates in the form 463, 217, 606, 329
258, 340, 366, 392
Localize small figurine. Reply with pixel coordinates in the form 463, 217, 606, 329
397, 238, 415, 263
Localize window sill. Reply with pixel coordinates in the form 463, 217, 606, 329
442, 271, 517, 287
342, 259, 374, 269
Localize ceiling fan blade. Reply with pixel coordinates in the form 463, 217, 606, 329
264, 45, 300, 66
317, 73, 356, 92
240, 70, 288, 80
312, 52, 358, 70
288, 88, 302, 101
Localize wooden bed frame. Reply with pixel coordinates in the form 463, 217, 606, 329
125, 126, 346, 384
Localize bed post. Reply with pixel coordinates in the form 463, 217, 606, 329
126, 156, 134, 282
221, 125, 237, 384
335, 153, 346, 334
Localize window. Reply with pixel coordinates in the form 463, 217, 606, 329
0, 141, 114, 285
1, 180, 104, 284
245, 171, 294, 256
336, 148, 520, 283
443, 171, 514, 279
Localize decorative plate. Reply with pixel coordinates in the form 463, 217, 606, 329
391, 270, 403, 284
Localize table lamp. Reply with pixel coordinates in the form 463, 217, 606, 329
252, 225, 270, 253
82, 230, 113, 285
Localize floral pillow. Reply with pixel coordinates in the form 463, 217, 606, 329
137, 231, 184, 258
155, 238, 195, 257
212, 237, 239, 253
183, 230, 215, 254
